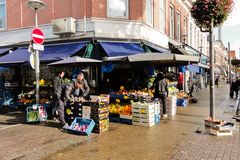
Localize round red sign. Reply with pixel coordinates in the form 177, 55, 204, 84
32, 28, 44, 44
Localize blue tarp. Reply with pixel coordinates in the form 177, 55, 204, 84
0, 42, 87, 64
100, 42, 144, 57
187, 64, 200, 73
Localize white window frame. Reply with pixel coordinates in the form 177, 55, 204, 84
107, 0, 129, 18
169, 5, 174, 38
159, 0, 166, 33
176, 11, 181, 41
0, 0, 6, 29
146, 0, 153, 25
189, 23, 192, 46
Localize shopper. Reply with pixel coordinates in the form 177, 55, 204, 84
153, 73, 168, 118
233, 77, 240, 98
65, 81, 85, 102
187, 78, 194, 97
53, 71, 69, 129
215, 76, 219, 87
74, 72, 90, 99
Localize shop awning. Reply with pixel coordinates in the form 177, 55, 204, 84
197, 63, 209, 69
104, 53, 200, 65
48, 56, 102, 65
178, 48, 193, 55
187, 64, 200, 73
145, 43, 170, 53
0, 42, 87, 64
0, 48, 12, 56
100, 42, 144, 57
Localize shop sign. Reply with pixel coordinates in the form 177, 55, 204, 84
33, 43, 44, 51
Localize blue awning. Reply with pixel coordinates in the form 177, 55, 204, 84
187, 64, 200, 73
0, 48, 12, 56
145, 43, 170, 53
100, 42, 144, 57
0, 42, 87, 64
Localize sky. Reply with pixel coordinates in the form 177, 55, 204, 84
222, 0, 240, 58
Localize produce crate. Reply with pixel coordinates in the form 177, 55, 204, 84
210, 128, 233, 136
26, 105, 47, 123
68, 117, 95, 136
91, 107, 109, 114
177, 98, 188, 107
132, 120, 155, 127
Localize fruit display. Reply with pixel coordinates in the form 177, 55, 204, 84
167, 86, 179, 96
18, 98, 33, 104
177, 91, 188, 99
72, 123, 89, 132
27, 110, 39, 122
109, 103, 132, 116
204, 117, 225, 127
39, 98, 51, 104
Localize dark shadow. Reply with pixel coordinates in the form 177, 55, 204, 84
176, 113, 206, 118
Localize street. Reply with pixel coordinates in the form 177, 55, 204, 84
0, 84, 238, 160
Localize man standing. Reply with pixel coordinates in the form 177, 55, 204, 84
53, 71, 69, 129
74, 72, 90, 99
153, 73, 168, 118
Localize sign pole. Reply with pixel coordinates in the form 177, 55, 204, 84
34, 8, 40, 104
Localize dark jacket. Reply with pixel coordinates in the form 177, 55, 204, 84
53, 75, 64, 99
65, 79, 90, 101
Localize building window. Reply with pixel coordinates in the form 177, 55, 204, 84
183, 18, 187, 43
146, 0, 153, 25
169, 6, 174, 38
0, 0, 6, 29
189, 23, 192, 46
159, 0, 166, 33
107, 0, 129, 18
176, 12, 181, 41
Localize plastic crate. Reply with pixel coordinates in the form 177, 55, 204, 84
68, 117, 95, 136
26, 105, 47, 123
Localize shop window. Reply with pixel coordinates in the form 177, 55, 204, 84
169, 5, 174, 38
176, 12, 181, 41
159, 0, 166, 33
0, 0, 6, 29
146, 0, 153, 25
107, 0, 129, 18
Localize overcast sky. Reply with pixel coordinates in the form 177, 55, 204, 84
222, 0, 240, 57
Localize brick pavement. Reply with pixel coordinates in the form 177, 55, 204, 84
41, 84, 240, 160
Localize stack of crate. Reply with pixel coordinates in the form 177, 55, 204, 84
153, 100, 160, 124
166, 96, 177, 116
65, 102, 77, 125
132, 102, 155, 127
91, 95, 110, 134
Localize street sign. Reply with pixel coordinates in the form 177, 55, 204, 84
33, 43, 44, 51
32, 28, 44, 44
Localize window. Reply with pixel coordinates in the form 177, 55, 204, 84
107, 0, 129, 18
189, 23, 192, 46
169, 6, 174, 38
183, 18, 187, 42
0, 0, 6, 29
159, 0, 166, 33
176, 12, 181, 41
146, 0, 153, 25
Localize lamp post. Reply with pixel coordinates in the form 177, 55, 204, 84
27, 0, 47, 104
228, 42, 232, 90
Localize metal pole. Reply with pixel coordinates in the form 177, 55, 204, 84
228, 42, 232, 90
209, 21, 215, 119
34, 8, 40, 104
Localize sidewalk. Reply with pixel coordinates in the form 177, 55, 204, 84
41, 84, 239, 160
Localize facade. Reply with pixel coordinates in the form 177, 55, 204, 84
0, 0, 208, 55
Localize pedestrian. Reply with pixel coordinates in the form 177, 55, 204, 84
215, 76, 219, 87
233, 77, 240, 98
65, 81, 85, 102
187, 78, 194, 97
153, 73, 168, 118
53, 71, 69, 129
73, 72, 90, 100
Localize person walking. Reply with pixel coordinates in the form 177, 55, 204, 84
153, 73, 168, 118
187, 78, 194, 97
233, 77, 240, 98
53, 71, 69, 129
215, 76, 219, 87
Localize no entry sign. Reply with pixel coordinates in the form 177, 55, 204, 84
32, 28, 44, 45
